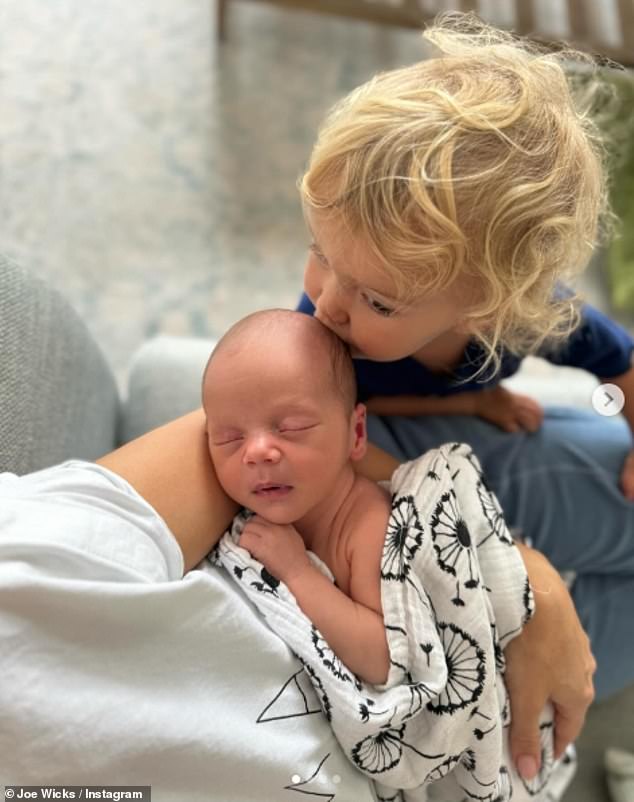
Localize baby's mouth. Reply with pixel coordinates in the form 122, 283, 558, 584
253, 483, 293, 498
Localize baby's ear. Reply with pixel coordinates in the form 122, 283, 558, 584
349, 403, 367, 462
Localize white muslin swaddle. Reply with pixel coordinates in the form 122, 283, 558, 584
211, 443, 576, 802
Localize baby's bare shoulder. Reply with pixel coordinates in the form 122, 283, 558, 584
345, 477, 391, 612
346, 477, 391, 560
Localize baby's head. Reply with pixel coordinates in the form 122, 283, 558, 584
202, 309, 366, 524
300, 13, 609, 370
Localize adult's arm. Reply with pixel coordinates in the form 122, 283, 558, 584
97, 411, 399, 572
97, 409, 238, 572
504, 542, 596, 779
603, 364, 634, 498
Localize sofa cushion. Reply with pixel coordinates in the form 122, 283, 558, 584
121, 335, 215, 443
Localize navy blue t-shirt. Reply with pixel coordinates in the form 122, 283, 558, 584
297, 293, 634, 402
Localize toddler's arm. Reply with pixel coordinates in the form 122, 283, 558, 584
355, 441, 400, 481
366, 386, 543, 433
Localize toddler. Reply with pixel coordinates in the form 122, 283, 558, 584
296, 13, 634, 494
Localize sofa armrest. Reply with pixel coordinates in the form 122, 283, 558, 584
0, 256, 120, 473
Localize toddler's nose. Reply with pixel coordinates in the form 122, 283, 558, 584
314, 284, 349, 328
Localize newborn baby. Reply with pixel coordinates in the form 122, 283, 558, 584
202, 308, 392, 685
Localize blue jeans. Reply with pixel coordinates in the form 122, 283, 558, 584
367, 406, 634, 700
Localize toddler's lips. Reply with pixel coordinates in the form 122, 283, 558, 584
253, 484, 293, 499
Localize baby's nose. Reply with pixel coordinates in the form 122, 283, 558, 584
243, 433, 281, 465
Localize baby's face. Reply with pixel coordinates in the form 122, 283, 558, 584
204, 342, 360, 525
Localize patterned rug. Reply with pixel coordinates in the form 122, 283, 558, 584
0, 0, 426, 384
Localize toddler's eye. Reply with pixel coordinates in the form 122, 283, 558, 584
364, 294, 394, 317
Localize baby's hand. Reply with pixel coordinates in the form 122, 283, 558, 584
619, 449, 634, 501
475, 386, 544, 433
239, 515, 312, 583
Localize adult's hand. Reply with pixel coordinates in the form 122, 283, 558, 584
504, 543, 596, 780
619, 449, 634, 501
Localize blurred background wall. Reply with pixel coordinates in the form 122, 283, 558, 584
1, 0, 632, 386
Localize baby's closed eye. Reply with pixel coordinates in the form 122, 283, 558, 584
278, 419, 318, 434
211, 429, 244, 445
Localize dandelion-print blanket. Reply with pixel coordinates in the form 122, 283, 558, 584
212, 443, 575, 802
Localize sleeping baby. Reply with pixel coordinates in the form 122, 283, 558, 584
202, 309, 574, 802
202, 307, 393, 686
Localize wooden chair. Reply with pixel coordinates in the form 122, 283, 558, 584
215, 0, 634, 67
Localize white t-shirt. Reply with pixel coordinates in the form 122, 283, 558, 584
0, 461, 376, 802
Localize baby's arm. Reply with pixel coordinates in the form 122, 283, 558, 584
286, 547, 390, 686
241, 503, 390, 686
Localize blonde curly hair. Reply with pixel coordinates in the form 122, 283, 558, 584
300, 12, 611, 375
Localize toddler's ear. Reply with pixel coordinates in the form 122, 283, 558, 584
349, 403, 367, 461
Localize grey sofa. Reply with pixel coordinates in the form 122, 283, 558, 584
1, 254, 632, 801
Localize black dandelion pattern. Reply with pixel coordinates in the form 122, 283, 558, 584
382, 495, 424, 581
299, 659, 333, 723
476, 481, 514, 547
522, 577, 535, 624
426, 451, 451, 482
427, 623, 486, 715
463, 446, 485, 481
420, 642, 434, 667
425, 752, 462, 783
461, 748, 477, 772
430, 490, 480, 606
229, 562, 280, 597
520, 722, 555, 796
492, 766, 513, 802
352, 726, 405, 774
359, 697, 391, 723
352, 724, 445, 775
474, 721, 497, 740
403, 679, 435, 721
381, 495, 431, 611
500, 688, 511, 728
206, 542, 221, 567
311, 626, 362, 689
